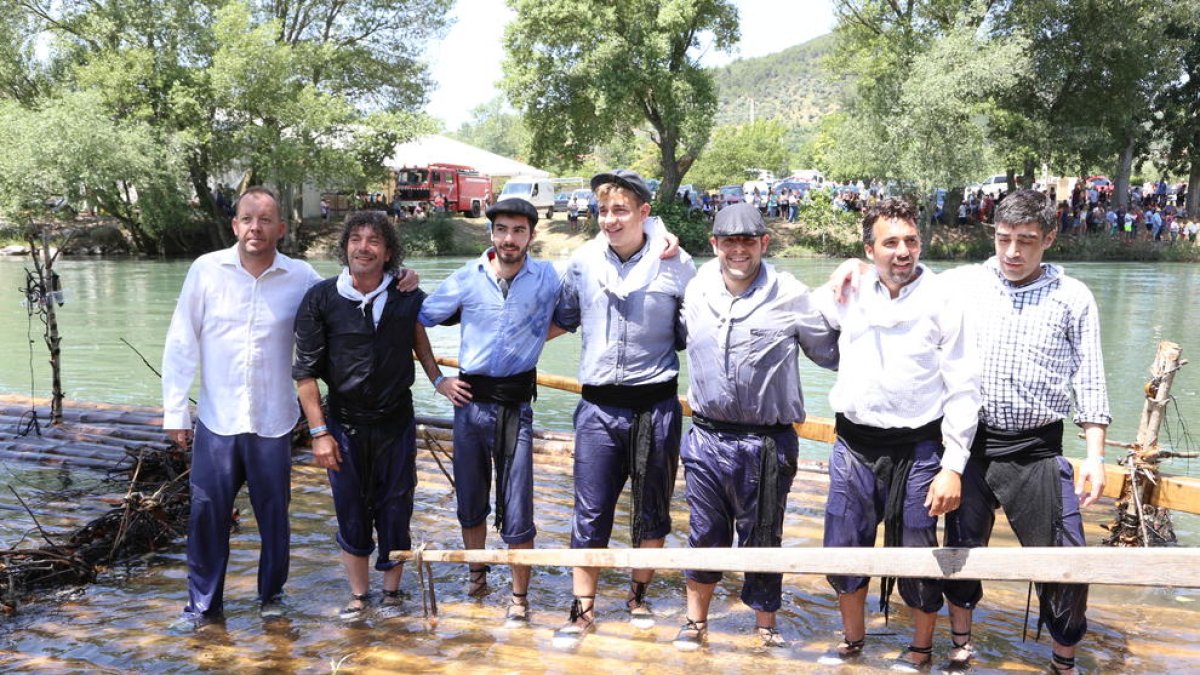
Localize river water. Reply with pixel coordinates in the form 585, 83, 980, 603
0, 255, 1197, 672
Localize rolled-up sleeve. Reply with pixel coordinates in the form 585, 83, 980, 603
291, 285, 326, 382
419, 269, 464, 327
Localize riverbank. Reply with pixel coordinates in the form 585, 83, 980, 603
6, 209, 1199, 263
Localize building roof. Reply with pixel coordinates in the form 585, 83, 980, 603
384, 134, 549, 179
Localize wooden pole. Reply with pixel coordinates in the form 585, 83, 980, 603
1106, 341, 1188, 546
398, 546, 1200, 588
430, 355, 836, 444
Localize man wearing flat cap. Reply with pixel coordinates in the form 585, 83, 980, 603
419, 197, 561, 627
551, 169, 696, 647
673, 202, 840, 651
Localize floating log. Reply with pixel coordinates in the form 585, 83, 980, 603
398, 546, 1200, 588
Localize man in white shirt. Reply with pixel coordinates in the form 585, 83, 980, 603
818, 198, 980, 670
162, 187, 416, 624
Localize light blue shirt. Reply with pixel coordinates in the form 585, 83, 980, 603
554, 235, 695, 386
683, 259, 839, 426
419, 249, 561, 377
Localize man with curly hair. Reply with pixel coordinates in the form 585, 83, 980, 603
293, 211, 444, 619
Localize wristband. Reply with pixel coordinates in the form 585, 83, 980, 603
433, 375, 445, 388
309, 425, 328, 437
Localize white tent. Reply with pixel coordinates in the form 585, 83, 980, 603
384, 134, 548, 179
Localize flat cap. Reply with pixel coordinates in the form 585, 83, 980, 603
712, 202, 767, 237
590, 169, 653, 204
485, 197, 539, 227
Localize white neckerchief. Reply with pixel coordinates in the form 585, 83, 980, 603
336, 268, 392, 327
583, 215, 667, 301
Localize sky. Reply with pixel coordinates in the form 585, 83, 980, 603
423, 0, 837, 131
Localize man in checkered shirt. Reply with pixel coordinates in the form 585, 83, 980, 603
940, 189, 1110, 675
833, 189, 1109, 674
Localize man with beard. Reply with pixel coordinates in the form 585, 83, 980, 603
550, 170, 695, 648
293, 211, 443, 619
418, 197, 561, 627
831, 190, 1109, 674
816, 198, 980, 670
674, 203, 839, 650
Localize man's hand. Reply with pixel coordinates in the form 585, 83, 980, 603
829, 259, 868, 304
660, 231, 681, 259
1075, 457, 1106, 508
925, 468, 962, 517
167, 428, 192, 448
395, 267, 421, 292
312, 434, 342, 471
435, 376, 473, 407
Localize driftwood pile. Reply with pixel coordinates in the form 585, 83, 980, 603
0, 397, 190, 613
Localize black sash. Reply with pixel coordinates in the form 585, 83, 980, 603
461, 370, 537, 531
582, 379, 678, 547
970, 420, 1063, 460
693, 413, 791, 549
836, 414, 943, 622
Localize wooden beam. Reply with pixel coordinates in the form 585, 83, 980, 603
430, 356, 836, 443
398, 546, 1200, 588
1066, 458, 1200, 513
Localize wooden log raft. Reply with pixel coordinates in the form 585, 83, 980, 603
398, 546, 1200, 588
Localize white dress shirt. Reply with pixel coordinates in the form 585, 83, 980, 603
821, 265, 981, 474
162, 245, 322, 438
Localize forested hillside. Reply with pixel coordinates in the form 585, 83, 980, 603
711, 33, 848, 153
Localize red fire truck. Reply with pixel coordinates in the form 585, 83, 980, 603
392, 163, 492, 217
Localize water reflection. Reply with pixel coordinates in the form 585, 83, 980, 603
0, 456, 1196, 673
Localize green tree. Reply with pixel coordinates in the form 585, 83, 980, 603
501, 0, 739, 199
451, 96, 533, 162
1151, 2, 1200, 217
0, 0, 447, 254
687, 119, 789, 189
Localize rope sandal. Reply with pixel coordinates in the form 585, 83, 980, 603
339, 593, 370, 620
756, 624, 787, 648
466, 565, 490, 598
672, 618, 708, 652
948, 629, 975, 666
551, 596, 595, 649
1049, 652, 1076, 674
890, 643, 933, 673
504, 591, 530, 626
836, 637, 866, 658
381, 588, 404, 607
627, 581, 654, 628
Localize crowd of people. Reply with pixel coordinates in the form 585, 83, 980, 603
160, 177, 1108, 674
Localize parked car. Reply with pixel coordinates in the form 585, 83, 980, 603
554, 192, 571, 212
773, 179, 810, 197
499, 175, 556, 220
676, 184, 702, 210
718, 185, 745, 207
978, 174, 1010, 199
1086, 175, 1114, 194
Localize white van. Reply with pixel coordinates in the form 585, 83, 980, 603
499, 176, 556, 220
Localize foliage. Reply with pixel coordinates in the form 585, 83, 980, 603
779, 192, 862, 258
399, 213, 474, 257
652, 198, 711, 255
451, 97, 532, 164
502, 0, 739, 199
710, 33, 846, 130
0, 0, 449, 255
687, 119, 790, 189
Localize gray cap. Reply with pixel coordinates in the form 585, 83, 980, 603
712, 202, 767, 237
485, 197, 539, 227
590, 169, 653, 204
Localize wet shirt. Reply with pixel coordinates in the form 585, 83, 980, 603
292, 276, 426, 425
820, 265, 981, 473
942, 258, 1111, 432
162, 245, 322, 437
682, 259, 839, 426
419, 249, 560, 377
554, 228, 696, 386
